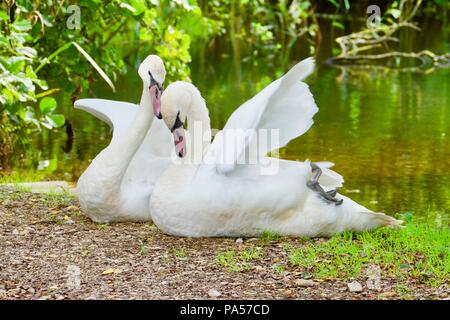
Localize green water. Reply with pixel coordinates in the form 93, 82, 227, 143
4, 22, 449, 224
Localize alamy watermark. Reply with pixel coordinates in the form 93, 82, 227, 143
367, 5, 382, 29
66, 5, 81, 30
66, 264, 81, 290
170, 120, 281, 175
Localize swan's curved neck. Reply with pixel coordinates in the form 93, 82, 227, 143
185, 87, 211, 152
104, 84, 154, 183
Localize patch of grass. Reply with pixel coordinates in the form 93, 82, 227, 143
98, 223, 109, 230
0, 173, 44, 184
9, 183, 32, 194
48, 211, 59, 223
217, 245, 263, 272
217, 250, 247, 272
272, 264, 286, 274
287, 221, 449, 286
0, 186, 30, 201
138, 245, 147, 254
260, 230, 282, 245
394, 284, 414, 300
173, 248, 187, 259
40, 193, 74, 208
240, 246, 263, 261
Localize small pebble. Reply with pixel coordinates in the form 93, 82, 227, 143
208, 289, 221, 298
347, 281, 363, 293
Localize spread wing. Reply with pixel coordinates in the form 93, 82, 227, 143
74, 98, 138, 144
206, 57, 318, 173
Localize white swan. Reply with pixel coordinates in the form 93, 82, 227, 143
149, 57, 402, 237
75, 55, 172, 223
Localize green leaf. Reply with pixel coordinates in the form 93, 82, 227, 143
39, 97, 57, 114
12, 20, 32, 32
35, 42, 73, 73
0, 11, 9, 21
7, 58, 26, 73
16, 46, 37, 58
120, 0, 146, 15
23, 106, 41, 128
46, 114, 65, 128
36, 88, 61, 99
332, 21, 345, 30
389, 9, 401, 19
328, 0, 339, 8
0, 35, 8, 47
343, 0, 350, 11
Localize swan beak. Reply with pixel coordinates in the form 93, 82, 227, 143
149, 85, 162, 119
173, 127, 186, 158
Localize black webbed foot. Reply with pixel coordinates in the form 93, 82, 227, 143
307, 163, 343, 206
326, 188, 338, 197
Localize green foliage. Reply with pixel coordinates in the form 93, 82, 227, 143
0, 10, 65, 156
0, 0, 219, 160
202, 0, 318, 62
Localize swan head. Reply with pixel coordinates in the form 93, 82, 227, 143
138, 55, 166, 119
161, 81, 194, 158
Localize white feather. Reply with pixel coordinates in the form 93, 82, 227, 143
212, 58, 318, 174
74, 98, 138, 144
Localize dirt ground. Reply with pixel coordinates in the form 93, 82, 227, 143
0, 187, 448, 300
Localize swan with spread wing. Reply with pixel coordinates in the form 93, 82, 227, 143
74, 55, 172, 223
149, 57, 402, 237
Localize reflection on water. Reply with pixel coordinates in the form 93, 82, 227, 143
3, 23, 449, 224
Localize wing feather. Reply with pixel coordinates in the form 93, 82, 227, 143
74, 98, 138, 144
209, 57, 318, 173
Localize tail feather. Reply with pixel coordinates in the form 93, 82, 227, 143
367, 211, 404, 228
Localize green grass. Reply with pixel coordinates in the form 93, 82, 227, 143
0, 172, 47, 184
272, 264, 286, 274
288, 222, 449, 286
217, 245, 263, 272
259, 230, 283, 245
0, 182, 74, 207
173, 248, 187, 259
40, 192, 74, 207
0, 184, 74, 211
98, 223, 109, 230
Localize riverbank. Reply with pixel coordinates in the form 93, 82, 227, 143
0, 186, 448, 300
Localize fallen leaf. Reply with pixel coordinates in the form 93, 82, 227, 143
101, 268, 123, 275
381, 291, 397, 298
294, 279, 317, 287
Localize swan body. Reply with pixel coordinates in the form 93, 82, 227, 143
75, 55, 172, 223
150, 58, 402, 237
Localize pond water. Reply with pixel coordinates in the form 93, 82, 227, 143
3, 19, 449, 224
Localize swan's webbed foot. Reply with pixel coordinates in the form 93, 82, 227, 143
326, 188, 338, 197
307, 163, 343, 206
